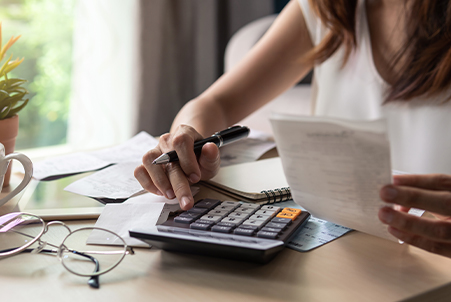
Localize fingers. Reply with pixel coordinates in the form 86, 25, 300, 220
379, 207, 451, 243
380, 184, 451, 216
135, 124, 218, 211
379, 206, 451, 258
198, 143, 221, 180
393, 174, 451, 191
171, 126, 203, 183
166, 163, 194, 210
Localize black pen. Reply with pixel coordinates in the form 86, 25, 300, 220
152, 125, 250, 165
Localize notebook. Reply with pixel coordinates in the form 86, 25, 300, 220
201, 157, 291, 204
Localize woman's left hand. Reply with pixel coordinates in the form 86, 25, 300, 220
379, 174, 451, 258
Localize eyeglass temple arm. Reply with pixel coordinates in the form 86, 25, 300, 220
0, 247, 101, 289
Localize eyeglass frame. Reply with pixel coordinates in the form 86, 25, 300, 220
0, 212, 134, 278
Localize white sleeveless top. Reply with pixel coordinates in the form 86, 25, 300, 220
298, 0, 451, 174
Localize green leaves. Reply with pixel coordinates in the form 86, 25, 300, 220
0, 22, 28, 120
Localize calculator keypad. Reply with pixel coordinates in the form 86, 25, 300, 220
170, 198, 303, 240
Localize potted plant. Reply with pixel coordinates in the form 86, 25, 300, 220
0, 22, 29, 187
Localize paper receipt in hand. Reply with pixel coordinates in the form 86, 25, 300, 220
271, 113, 394, 241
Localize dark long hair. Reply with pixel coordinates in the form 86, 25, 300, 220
305, 0, 451, 103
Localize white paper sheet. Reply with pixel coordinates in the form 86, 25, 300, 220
271, 113, 395, 241
64, 161, 144, 199
33, 131, 158, 180
219, 129, 276, 167
87, 188, 199, 247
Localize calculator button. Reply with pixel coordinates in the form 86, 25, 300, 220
178, 212, 202, 219
271, 217, 292, 225
234, 208, 257, 215
282, 208, 302, 215
257, 231, 279, 239
237, 225, 259, 231
276, 212, 296, 220
211, 225, 234, 233
187, 207, 209, 215
238, 203, 260, 209
200, 215, 223, 223
249, 214, 271, 222
260, 227, 283, 234
215, 205, 236, 212
233, 228, 256, 236
221, 217, 245, 225
260, 205, 281, 212
254, 210, 277, 217
174, 216, 196, 224
221, 201, 240, 208
195, 220, 215, 226
242, 219, 266, 228
195, 199, 221, 209
216, 222, 237, 228
265, 222, 288, 230
190, 223, 212, 230
228, 212, 250, 219
208, 209, 230, 217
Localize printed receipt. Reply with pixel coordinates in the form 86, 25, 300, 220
271, 114, 396, 241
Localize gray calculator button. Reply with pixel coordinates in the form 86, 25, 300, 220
200, 215, 222, 223
261, 227, 283, 234
239, 203, 260, 209
255, 210, 277, 217
265, 222, 288, 230
196, 219, 214, 226
208, 209, 229, 217
187, 207, 209, 215
221, 217, 245, 225
233, 228, 256, 236
216, 222, 237, 228
235, 208, 256, 215
261, 205, 281, 212
174, 216, 195, 224
215, 205, 235, 212
211, 225, 234, 233
190, 223, 212, 230
271, 217, 292, 225
178, 212, 202, 219
195, 199, 221, 209
249, 214, 271, 222
228, 212, 250, 219
237, 225, 259, 231
257, 231, 279, 239
242, 219, 265, 228
221, 201, 240, 208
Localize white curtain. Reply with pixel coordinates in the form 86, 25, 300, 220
68, 0, 139, 150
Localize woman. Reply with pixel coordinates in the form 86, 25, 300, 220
135, 0, 451, 257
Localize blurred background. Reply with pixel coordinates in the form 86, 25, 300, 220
0, 0, 292, 152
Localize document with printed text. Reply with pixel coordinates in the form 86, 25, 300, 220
271, 113, 395, 241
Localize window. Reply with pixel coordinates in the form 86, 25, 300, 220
1, 0, 139, 154
0, 0, 75, 149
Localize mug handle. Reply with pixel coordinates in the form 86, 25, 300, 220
0, 153, 33, 205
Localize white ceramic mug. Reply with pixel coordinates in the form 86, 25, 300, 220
0, 142, 33, 207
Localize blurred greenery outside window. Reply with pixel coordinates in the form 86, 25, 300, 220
0, 0, 75, 149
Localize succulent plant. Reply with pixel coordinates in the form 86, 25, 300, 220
0, 22, 29, 120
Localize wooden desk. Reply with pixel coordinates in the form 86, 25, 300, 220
1, 177, 451, 301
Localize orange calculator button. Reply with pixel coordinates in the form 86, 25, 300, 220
276, 212, 296, 220
282, 208, 302, 215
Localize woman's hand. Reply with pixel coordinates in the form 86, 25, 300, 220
379, 174, 451, 257
134, 124, 221, 210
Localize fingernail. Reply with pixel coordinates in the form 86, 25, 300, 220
189, 173, 200, 183
155, 190, 163, 196
381, 186, 398, 201
166, 189, 175, 199
380, 207, 393, 223
181, 196, 192, 209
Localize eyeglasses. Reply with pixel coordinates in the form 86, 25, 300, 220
0, 212, 134, 289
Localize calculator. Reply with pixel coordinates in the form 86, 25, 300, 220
129, 198, 310, 263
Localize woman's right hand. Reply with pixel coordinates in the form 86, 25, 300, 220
134, 124, 221, 210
